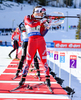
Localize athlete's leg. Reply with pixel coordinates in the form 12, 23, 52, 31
38, 37, 49, 75
19, 38, 37, 86
16, 42, 28, 77
34, 52, 40, 79
15, 40, 19, 59
8, 40, 16, 58
38, 37, 50, 87
8, 48, 15, 58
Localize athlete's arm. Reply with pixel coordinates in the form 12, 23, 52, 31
19, 33, 21, 42
40, 24, 49, 36
41, 29, 48, 36
24, 15, 40, 27
11, 32, 15, 40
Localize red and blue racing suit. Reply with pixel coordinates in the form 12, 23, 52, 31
23, 15, 49, 77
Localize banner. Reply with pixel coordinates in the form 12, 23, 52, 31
46, 42, 54, 48
53, 41, 81, 48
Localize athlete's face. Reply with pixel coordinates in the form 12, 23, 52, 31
33, 12, 43, 17
37, 13, 43, 17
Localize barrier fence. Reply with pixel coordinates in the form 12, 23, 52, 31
47, 40, 81, 88
0, 41, 12, 46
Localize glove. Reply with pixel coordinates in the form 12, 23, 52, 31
11, 40, 14, 45
19, 41, 22, 47
44, 18, 52, 29
44, 21, 49, 27
40, 18, 47, 24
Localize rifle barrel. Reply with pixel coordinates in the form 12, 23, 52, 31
64, 16, 80, 18
47, 16, 80, 18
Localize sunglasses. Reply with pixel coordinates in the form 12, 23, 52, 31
35, 8, 46, 13
40, 8, 46, 13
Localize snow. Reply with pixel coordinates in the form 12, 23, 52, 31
0, 1, 81, 100
0, 46, 21, 75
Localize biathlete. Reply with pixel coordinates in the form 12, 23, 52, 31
8, 28, 21, 59
19, 6, 52, 88
13, 22, 40, 80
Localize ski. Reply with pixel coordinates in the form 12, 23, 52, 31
13, 58, 20, 61
48, 86, 54, 94
12, 75, 19, 80
25, 82, 44, 90
44, 81, 54, 94
30, 64, 34, 68
9, 85, 22, 92
26, 84, 33, 90
10, 64, 18, 66
38, 76, 41, 80
33, 75, 41, 81
6, 57, 12, 59
9, 84, 27, 92
25, 82, 53, 93
78, 56, 81, 58
29, 68, 36, 72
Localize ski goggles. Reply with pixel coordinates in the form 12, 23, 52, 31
34, 8, 46, 14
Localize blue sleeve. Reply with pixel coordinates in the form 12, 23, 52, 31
42, 29, 48, 36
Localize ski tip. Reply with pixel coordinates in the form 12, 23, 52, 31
48, 86, 54, 94
12, 75, 20, 80
51, 91, 54, 94
11, 77, 17, 80
9, 85, 21, 92
38, 77, 41, 81
50, 89, 54, 94
9, 90, 12, 92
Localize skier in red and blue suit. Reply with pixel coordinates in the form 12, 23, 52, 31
19, 6, 52, 88
8, 28, 21, 59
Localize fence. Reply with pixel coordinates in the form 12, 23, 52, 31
0, 41, 12, 46
47, 40, 81, 88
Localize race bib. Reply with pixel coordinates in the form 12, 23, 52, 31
31, 25, 40, 31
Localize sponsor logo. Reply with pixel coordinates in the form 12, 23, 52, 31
53, 41, 81, 48
46, 42, 54, 48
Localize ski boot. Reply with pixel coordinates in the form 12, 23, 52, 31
19, 74, 26, 86
37, 71, 40, 80
15, 55, 19, 59
46, 76, 51, 87
8, 54, 11, 58
12, 70, 21, 80
10, 75, 26, 92
46, 75, 53, 93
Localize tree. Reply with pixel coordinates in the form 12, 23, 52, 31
75, 14, 81, 39
64, 0, 73, 7
74, 0, 76, 8
38, 0, 46, 6
0, 0, 2, 4
16, 0, 23, 3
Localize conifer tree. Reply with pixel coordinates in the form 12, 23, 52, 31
75, 14, 81, 39
0, 0, 2, 4
64, 0, 73, 7
38, 0, 46, 6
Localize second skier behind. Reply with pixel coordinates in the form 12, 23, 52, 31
8, 28, 21, 59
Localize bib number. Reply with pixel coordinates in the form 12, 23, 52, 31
31, 25, 40, 31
